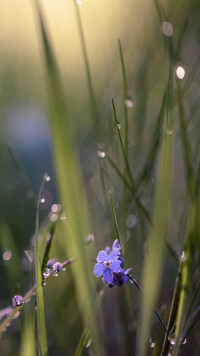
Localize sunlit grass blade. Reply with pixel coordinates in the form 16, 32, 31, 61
32, 1, 101, 354
21, 311, 36, 356
138, 67, 174, 356
35, 174, 48, 356
118, 39, 129, 156
106, 153, 134, 193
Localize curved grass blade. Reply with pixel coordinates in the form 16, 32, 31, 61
32, 1, 101, 354
109, 190, 122, 248
35, 174, 48, 356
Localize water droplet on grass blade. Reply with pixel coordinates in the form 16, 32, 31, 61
168, 335, 176, 345
43, 268, 51, 278
44, 173, 51, 182
166, 129, 173, 135
182, 338, 187, 345
12, 295, 24, 307
176, 66, 185, 79
3, 250, 12, 261
85, 338, 92, 348
149, 338, 156, 348
75, 0, 82, 4
117, 121, 122, 129
40, 197, 45, 204
97, 149, 106, 158
124, 95, 133, 108
162, 21, 173, 36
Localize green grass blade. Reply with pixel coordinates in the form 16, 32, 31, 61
118, 39, 129, 156
74, 3, 101, 143
109, 190, 121, 248
112, 99, 135, 189
138, 67, 174, 356
32, 1, 101, 354
21, 311, 36, 356
106, 153, 134, 193
35, 175, 48, 356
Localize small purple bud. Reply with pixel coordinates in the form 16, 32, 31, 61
12, 295, 24, 307
52, 262, 62, 276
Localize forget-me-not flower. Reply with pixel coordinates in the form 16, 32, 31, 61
93, 239, 131, 287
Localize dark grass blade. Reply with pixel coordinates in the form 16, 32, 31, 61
35, 175, 48, 356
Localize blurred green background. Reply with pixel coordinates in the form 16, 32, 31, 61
0, 0, 200, 355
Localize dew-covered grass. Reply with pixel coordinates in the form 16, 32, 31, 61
0, 1, 200, 355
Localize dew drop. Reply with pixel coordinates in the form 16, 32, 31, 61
126, 214, 137, 229
85, 338, 92, 348
51, 204, 61, 213
75, 0, 82, 4
60, 212, 66, 220
40, 197, 45, 204
117, 121, 122, 129
182, 338, 187, 345
168, 335, 176, 345
149, 338, 156, 348
162, 21, 173, 37
124, 95, 133, 108
176, 66, 185, 79
130, 279, 134, 284
97, 149, 106, 158
166, 129, 173, 135
43, 268, 51, 278
179, 251, 187, 262
62, 267, 66, 271
44, 173, 51, 182
50, 213, 58, 222
85, 233, 95, 243
3, 250, 12, 261
43, 281, 47, 286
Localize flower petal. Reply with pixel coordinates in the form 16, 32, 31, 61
109, 250, 120, 262
103, 268, 113, 283
93, 263, 104, 277
96, 250, 108, 263
112, 239, 120, 250
110, 260, 123, 273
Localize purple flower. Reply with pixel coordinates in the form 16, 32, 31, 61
93, 249, 123, 284
93, 239, 132, 288
109, 268, 132, 288
105, 239, 121, 255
